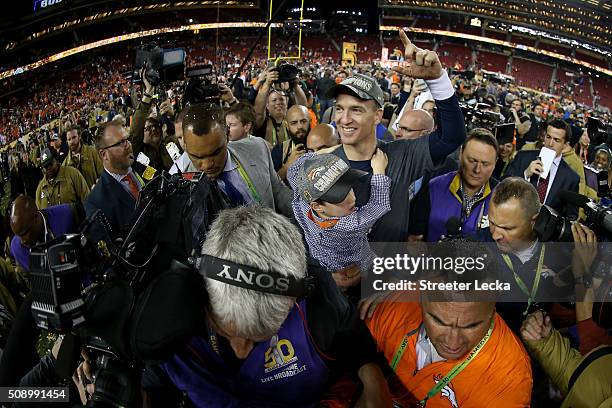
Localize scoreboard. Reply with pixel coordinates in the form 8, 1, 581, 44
33, 0, 64, 13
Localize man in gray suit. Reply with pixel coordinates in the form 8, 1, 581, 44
172, 103, 292, 217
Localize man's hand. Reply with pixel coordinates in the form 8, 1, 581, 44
392, 30, 443, 80
520, 310, 552, 342
571, 222, 598, 277
140, 67, 155, 98
409, 80, 428, 98
265, 69, 280, 85
525, 159, 543, 178
359, 291, 393, 320
332, 264, 362, 289
355, 363, 393, 408
159, 99, 174, 118
219, 84, 236, 104
286, 144, 306, 168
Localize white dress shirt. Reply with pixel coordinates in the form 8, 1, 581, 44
524, 155, 562, 203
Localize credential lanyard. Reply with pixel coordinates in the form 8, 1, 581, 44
271, 123, 287, 146
390, 320, 494, 407
230, 151, 261, 203
501, 244, 545, 316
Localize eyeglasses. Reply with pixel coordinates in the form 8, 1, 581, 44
397, 126, 432, 134
144, 126, 158, 132
101, 137, 130, 150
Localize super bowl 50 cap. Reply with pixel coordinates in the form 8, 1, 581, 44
325, 73, 384, 108
295, 154, 367, 204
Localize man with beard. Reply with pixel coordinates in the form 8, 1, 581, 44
63, 125, 103, 188
272, 105, 310, 181
35, 148, 90, 210
85, 121, 144, 244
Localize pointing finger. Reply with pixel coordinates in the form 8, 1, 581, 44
399, 29, 416, 61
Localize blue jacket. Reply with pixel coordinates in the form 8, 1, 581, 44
84, 170, 137, 245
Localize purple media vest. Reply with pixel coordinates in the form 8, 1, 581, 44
161, 299, 329, 407
426, 171, 493, 242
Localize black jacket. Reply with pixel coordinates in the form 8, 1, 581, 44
504, 150, 580, 219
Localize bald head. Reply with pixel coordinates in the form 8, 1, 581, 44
306, 123, 339, 152
286, 105, 310, 143
396, 109, 435, 140
10, 195, 43, 248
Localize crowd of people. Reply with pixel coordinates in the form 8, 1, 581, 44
0, 28, 610, 407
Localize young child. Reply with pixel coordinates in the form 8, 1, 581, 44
287, 149, 390, 286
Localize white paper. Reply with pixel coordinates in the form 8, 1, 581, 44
538, 146, 556, 179
165, 142, 181, 162
136, 152, 150, 166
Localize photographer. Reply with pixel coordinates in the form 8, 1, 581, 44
253, 65, 307, 146
521, 309, 611, 407
570, 222, 611, 354
159, 206, 391, 407
481, 178, 574, 333
129, 69, 182, 172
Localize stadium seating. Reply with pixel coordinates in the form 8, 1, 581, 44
511, 58, 553, 91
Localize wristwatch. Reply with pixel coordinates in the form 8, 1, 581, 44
574, 274, 592, 288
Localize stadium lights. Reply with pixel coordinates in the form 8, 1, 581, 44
380, 25, 612, 77
0, 22, 279, 81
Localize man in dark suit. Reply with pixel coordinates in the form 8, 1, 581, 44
504, 119, 579, 219
175, 103, 293, 217
85, 120, 144, 245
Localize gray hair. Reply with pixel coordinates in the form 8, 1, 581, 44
201, 205, 307, 339
492, 177, 541, 218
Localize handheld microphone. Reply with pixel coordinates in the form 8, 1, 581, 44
445, 217, 463, 237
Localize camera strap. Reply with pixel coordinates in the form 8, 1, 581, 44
198, 254, 314, 298
501, 244, 545, 316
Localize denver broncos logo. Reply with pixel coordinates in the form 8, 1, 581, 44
308, 166, 326, 181
433, 374, 458, 408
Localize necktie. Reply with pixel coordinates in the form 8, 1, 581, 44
122, 174, 140, 200
536, 177, 548, 203
218, 172, 246, 206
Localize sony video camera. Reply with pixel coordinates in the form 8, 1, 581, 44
28, 171, 229, 407
132, 43, 186, 86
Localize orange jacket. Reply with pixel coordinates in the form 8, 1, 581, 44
367, 300, 533, 407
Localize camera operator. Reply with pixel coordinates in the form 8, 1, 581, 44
521, 309, 611, 407
129, 69, 182, 172
569, 222, 612, 355
253, 65, 307, 146
505, 98, 532, 150
159, 205, 392, 407
1, 195, 83, 385
170, 103, 293, 217
478, 178, 574, 333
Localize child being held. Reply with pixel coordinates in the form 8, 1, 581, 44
287, 149, 390, 287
